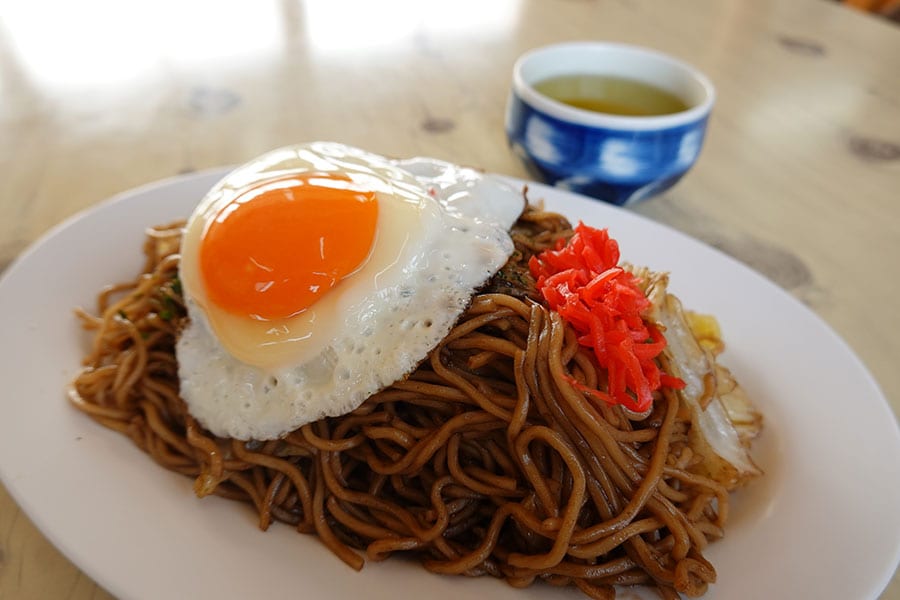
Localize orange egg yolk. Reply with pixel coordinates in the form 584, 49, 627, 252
199, 173, 378, 320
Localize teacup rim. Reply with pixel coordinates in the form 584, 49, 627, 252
512, 41, 716, 131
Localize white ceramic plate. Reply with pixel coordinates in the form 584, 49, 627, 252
1, 170, 898, 600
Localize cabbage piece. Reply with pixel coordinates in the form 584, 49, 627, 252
643, 271, 762, 490
715, 363, 763, 447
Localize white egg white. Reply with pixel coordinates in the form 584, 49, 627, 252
177, 142, 524, 440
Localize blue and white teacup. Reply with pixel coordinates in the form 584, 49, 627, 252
506, 42, 715, 206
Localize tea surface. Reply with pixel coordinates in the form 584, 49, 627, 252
533, 74, 689, 116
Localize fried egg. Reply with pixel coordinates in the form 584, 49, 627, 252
177, 142, 524, 440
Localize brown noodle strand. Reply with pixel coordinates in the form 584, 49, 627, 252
313, 452, 366, 570
68, 214, 744, 599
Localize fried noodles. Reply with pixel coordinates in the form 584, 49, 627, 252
70, 209, 744, 600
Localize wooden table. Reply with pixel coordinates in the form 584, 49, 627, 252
1, 0, 898, 598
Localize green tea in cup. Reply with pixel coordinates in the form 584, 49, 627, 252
532, 74, 689, 117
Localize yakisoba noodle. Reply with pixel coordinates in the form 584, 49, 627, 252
70, 207, 758, 600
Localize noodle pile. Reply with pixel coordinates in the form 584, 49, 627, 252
70, 210, 737, 600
